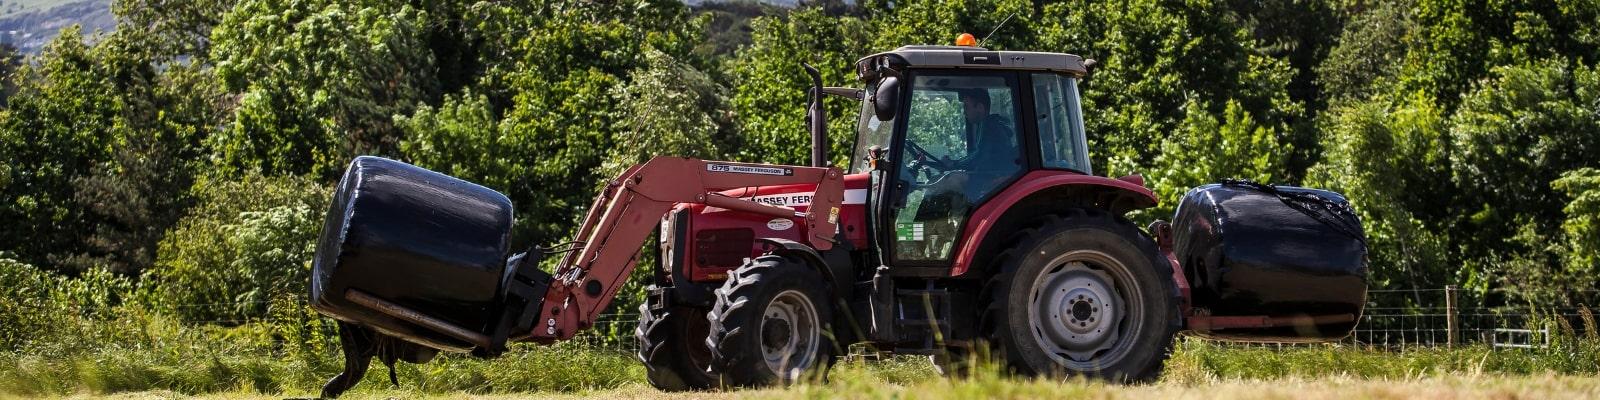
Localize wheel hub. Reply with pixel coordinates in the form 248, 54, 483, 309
759, 290, 820, 378
1031, 259, 1123, 362
763, 317, 793, 349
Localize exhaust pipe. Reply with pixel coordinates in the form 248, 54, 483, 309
804, 63, 828, 168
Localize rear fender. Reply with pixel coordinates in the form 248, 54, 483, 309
950, 171, 1158, 277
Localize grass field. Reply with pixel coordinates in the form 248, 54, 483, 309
5, 337, 1598, 399
19, 368, 1600, 399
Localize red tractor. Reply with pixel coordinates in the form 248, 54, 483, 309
308, 40, 1369, 397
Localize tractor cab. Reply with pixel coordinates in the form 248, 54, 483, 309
847, 44, 1096, 269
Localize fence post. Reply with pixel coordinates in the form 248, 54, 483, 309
1446, 285, 1459, 347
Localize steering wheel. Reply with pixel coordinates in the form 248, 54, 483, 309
907, 142, 958, 169
903, 142, 963, 186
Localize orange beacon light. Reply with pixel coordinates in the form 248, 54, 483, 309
955, 33, 977, 47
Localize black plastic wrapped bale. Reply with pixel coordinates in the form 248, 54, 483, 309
1172, 181, 1368, 341
311, 156, 516, 351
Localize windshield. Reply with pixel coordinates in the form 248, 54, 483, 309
851, 79, 894, 174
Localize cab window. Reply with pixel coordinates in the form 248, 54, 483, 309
1031, 73, 1091, 174
892, 72, 1025, 263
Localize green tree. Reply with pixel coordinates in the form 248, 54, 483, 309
112, 0, 236, 61
0, 5, 230, 275
144, 174, 327, 322
1448, 61, 1600, 259
208, 0, 437, 178
400, 0, 704, 245
1034, 0, 1304, 181
1317, 0, 1414, 101
861, 0, 1036, 50
728, 8, 871, 168
61, 32, 226, 275
1554, 168, 1600, 284
0, 27, 122, 269
0, 43, 21, 106
1443, 61, 1600, 301
1400, 0, 1600, 110
604, 49, 733, 176
690, 1, 783, 67
1148, 99, 1291, 218
1306, 93, 1455, 290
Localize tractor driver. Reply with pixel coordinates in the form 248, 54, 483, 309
928, 89, 1021, 201
898, 82, 1025, 261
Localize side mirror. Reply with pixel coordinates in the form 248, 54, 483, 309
872, 76, 900, 121
1081, 58, 1098, 86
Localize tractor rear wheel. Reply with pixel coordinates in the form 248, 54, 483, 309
975, 208, 1178, 382
706, 254, 836, 388
635, 299, 715, 391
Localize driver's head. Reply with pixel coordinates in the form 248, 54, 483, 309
959, 89, 990, 123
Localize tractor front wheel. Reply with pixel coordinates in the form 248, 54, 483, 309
706, 254, 836, 388
978, 209, 1179, 382
635, 299, 715, 391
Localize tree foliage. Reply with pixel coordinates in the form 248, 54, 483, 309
1149, 99, 1291, 218
398, 0, 700, 245
1307, 94, 1454, 289
4, 0, 1600, 315
728, 7, 870, 167
1555, 169, 1600, 275
1448, 61, 1600, 242
0, 27, 124, 268
1035, 0, 1304, 180
208, 0, 437, 177
143, 174, 327, 322
605, 49, 734, 176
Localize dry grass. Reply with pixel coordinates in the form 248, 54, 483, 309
22, 374, 1600, 400
5, 332, 1598, 399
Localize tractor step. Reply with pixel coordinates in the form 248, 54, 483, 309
892, 287, 953, 350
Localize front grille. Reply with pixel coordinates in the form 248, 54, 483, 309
694, 228, 754, 269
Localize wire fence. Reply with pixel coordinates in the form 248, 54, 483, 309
1350, 287, 1599, 349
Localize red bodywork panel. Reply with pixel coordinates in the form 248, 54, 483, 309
524, 157, 844, 342
949, 170, 1159, 277
673, 173, 870, 282
675, 170, 1165, 282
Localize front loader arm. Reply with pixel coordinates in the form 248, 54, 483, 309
523, 156, 845, 342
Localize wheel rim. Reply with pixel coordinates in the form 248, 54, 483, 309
684, 310, 714, 374
760, 290, 820, 378
1027, 249, 1146, 369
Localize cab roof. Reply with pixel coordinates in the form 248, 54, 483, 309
855, 45, 1089, 79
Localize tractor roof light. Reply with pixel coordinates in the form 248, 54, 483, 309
955, 33, 977, 47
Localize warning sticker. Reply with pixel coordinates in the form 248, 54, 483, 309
707, 164, 793, 176
896, 223, 924, 241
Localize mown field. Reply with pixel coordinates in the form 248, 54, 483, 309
27, 375, 1600, 400
5, 335, 1599, 399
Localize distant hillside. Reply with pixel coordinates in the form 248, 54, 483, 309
0, 0, 79, 17
0, 0, 112, 54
